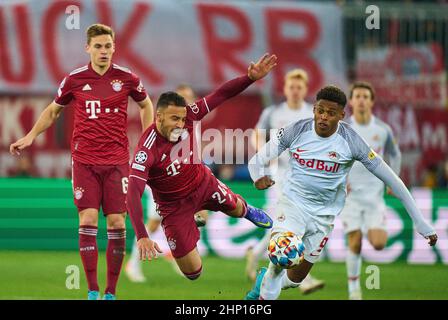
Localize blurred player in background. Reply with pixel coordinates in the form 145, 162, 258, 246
125, 84, 208, 282
340, 82, 402, 300
246, 69, 325, 294
9, 24, 154, 300
246, 85, 437, 300
126, 54, 277, 281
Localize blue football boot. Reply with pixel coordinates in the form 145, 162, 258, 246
244, 267, 267, 300
245, 205, 273, 229
87, 290, 100, 300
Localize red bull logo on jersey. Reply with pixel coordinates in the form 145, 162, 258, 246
292, 150, 341, 173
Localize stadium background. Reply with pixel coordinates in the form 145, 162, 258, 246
0, 0, 447, 299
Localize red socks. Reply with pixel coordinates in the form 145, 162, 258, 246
105, 229, 126, 295
79, 225, 99, 292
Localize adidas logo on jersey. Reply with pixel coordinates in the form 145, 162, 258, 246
82, 84, 92, 91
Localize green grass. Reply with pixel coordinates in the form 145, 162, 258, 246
0, 251, 447, 300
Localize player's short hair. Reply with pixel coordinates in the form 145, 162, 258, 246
349, 81, 375, 101
316, 85, 347, 108
157, 91, 187, 109
86, 24, 115, 44
175, 83, 193, 92
285, 69, 309, 84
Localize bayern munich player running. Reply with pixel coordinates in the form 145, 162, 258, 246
341, 82, 402, 300
126, 54, 277, 280
9, 24, 154, 300
245, 85, 438, 300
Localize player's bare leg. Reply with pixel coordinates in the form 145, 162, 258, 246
104, 212, 126, 300
367, 229, 387, 251
78, 208, 100, 300
174, 247, 203, 280
194, 210, 209, 227
346, 229, 363, 300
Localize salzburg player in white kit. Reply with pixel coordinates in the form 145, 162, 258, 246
245, 85, 438, 300
340, 82, 401, 300
246, 69, 324, 294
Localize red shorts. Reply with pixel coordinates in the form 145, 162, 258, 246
71, 160, 129, 215
159, 170, 243, 258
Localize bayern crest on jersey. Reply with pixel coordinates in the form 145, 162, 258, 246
168, 238, 177, 251
111, 79, 123, 92
135, 151, 148, 164
74, 187, 84, 200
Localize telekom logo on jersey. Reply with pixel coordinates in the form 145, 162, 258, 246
86, 100, 119, 119
292, 149, 341, 173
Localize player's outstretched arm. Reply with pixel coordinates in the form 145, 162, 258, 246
126, 176, 162, 260
368, 160, 438, 246
137, 96, 155, 131
192, 53, 277, 120
9, 102, 64, 156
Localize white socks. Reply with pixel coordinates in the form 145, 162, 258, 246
346, 251, 362, 292
260, 263, 301, 300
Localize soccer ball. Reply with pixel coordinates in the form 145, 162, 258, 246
268, 231, 305, 268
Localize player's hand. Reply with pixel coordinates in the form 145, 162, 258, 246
425, 233, 438, 247
9, 134, 35, 156
254, 176, 275, 190
346, 183, 351, 194
137, 237, 162, 261
248, 53, 277, 81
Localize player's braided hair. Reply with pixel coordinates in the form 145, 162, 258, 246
316, 85, 347, 108
157, 91, 187, 109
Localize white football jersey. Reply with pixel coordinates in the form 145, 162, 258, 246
346, 116, 401, 203
256, 101, 314, 179
272, 118, 382, 217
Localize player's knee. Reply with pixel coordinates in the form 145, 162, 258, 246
183, 266, 202, 280
348, 232, 362, 254
371, 241, 386, 251
350, 242, 362, 254
79, 216, 98, 226
106, 214, 126, 229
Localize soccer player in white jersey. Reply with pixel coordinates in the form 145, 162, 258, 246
246, 69, 324, 294
340, 82, 402, 300
125, 84, 208, 282
245, 85, 438, 300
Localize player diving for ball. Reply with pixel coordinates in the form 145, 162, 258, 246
245, 85, 438, 300
126, 53, 277, 280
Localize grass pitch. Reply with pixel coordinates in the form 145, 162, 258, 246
0, 250, 446, 300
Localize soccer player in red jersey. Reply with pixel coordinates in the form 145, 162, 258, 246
126, 53, 277, 280
9, 24, 154, 300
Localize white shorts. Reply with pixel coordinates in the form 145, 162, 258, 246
340, 196, 387, 234
144, 186, 162, 221
272, 196, 334, 264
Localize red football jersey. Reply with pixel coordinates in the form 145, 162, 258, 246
128, 75, 253, 204
54, 62, 148, 165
